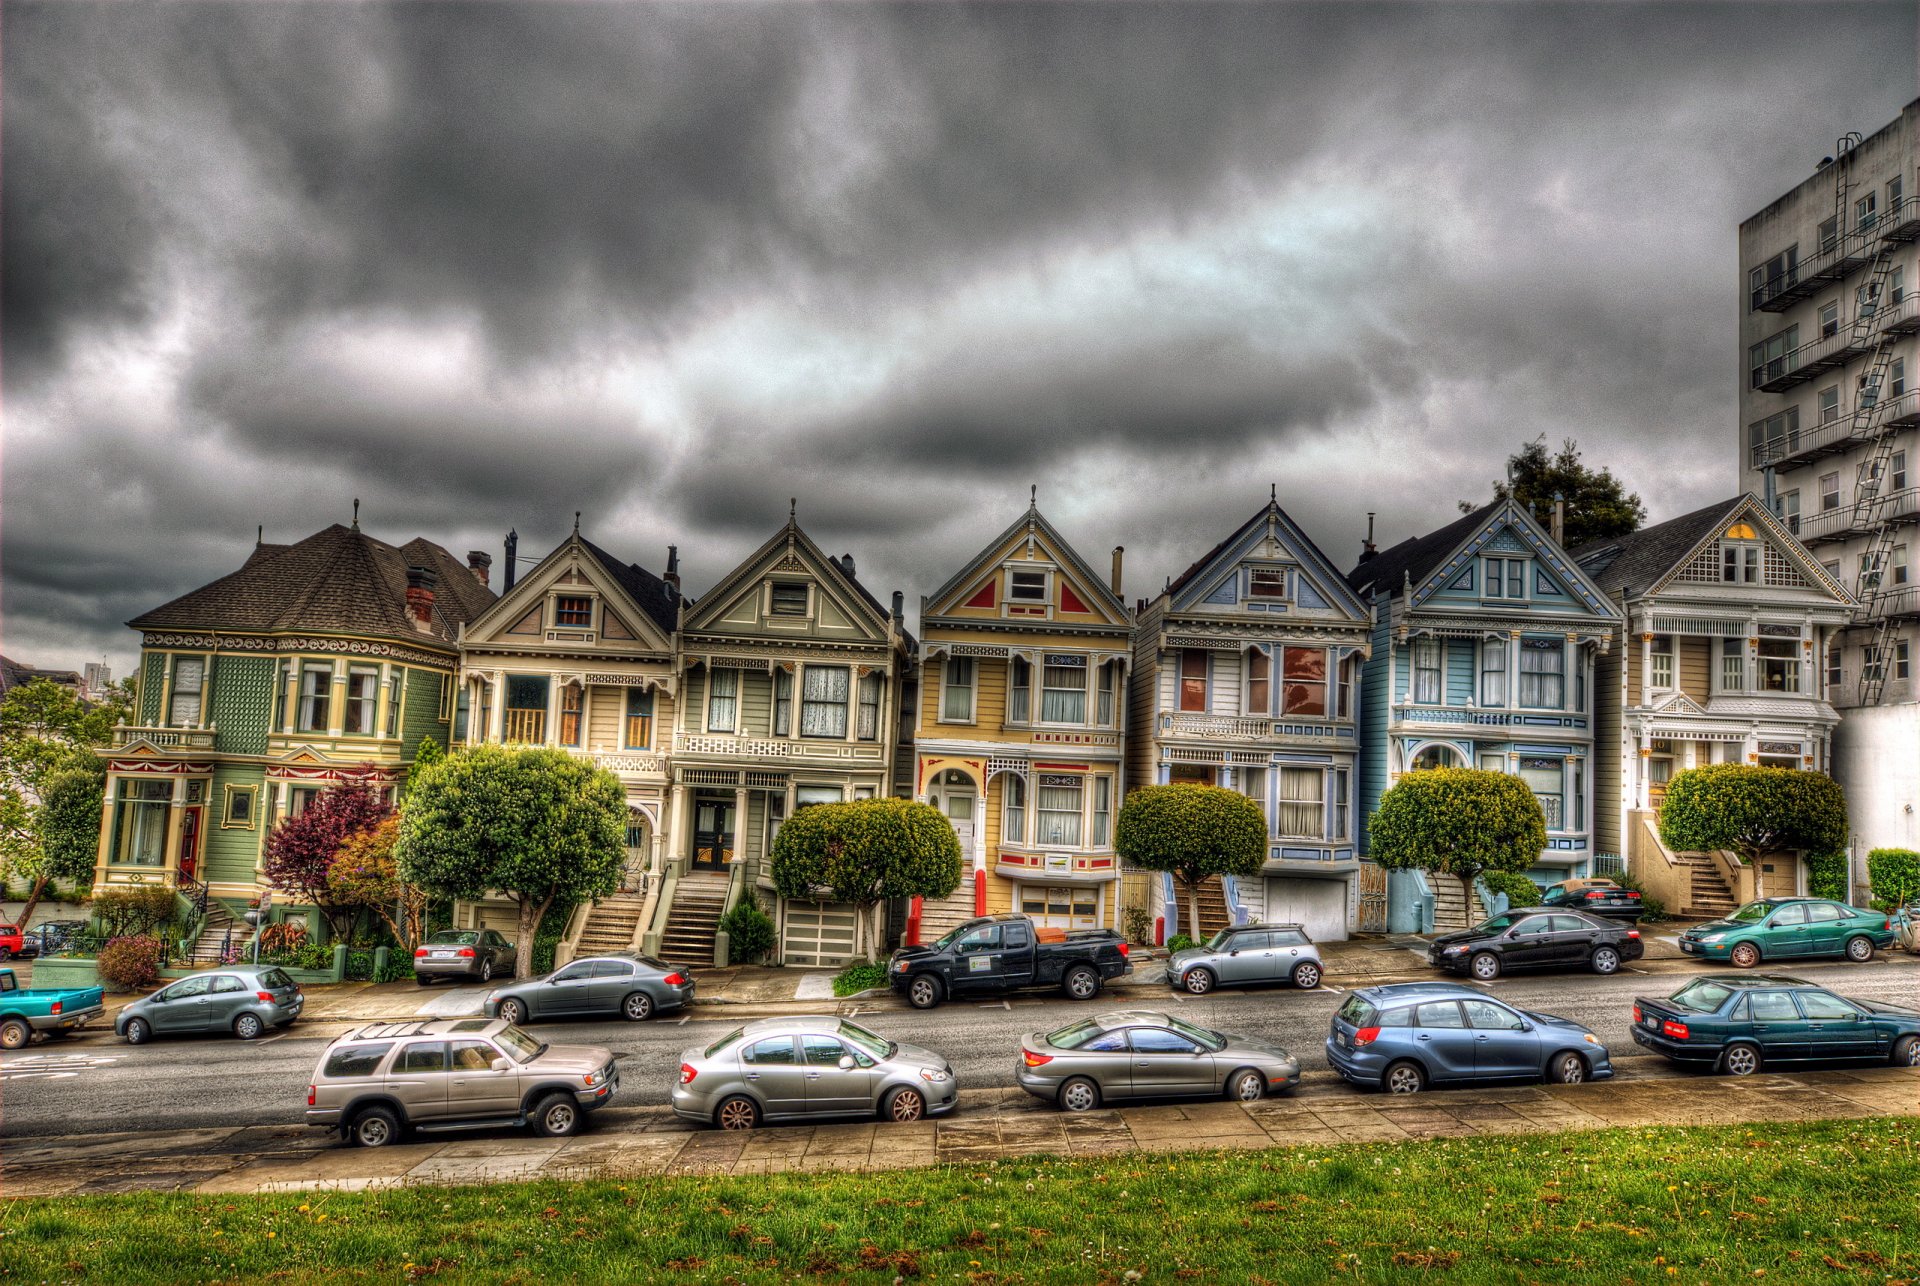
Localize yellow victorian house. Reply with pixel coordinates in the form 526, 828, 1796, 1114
913, 499, 1132, 940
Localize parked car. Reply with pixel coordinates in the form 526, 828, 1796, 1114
0, 923, 34, 961
0, 966, 106, 1050
672, 1016, 957, 1130
1017, 1010, 1300, 1112
1427, 909, 1644, 980
1677, 898, 1896, 967
482, 953, 693, 1025
1539, 878, 1644, 921
413, 928, 516, 985
1325, 981, 1613, 1094
1631, 974, 1920, 1075
307, 1017, 618, 1146
1167, 922, 1323, 994
888, 914, 1131, 1009
116, 966, 303, 1044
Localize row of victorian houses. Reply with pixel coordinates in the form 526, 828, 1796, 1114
92, 487, 1856, 967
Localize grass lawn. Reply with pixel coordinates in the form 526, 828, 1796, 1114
2, 1117, 1913, 1283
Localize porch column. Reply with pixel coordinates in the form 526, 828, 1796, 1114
1639, 628, 1653, 706
93, 774, 120, 884
734, 785, 750, 869
161, 776, 187, 884
488, 670, 507, 742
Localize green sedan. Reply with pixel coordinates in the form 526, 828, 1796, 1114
1678, 898, 1896, 968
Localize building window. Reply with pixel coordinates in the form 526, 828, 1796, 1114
1336, 655, 1355, 720
857, 672, 881, 741
773, 667, 793, 735
623, 687, 653, 749
1749, 246, 1797, 310
1650, 635, 1674, 689
1411, 744, 1461, 771
221, 783, 257, 830
1721, 542, 1760, 584
1777, 489, 1800, 533
1858, 190, 1878, 230
1820, 472, 1841, 512
1817, 215, 1838, 252
1331, 768, 1350, 841
800, 666, 850, 738
941, 657, 975, 722
1757, 637, 1800, 692
1893, 358, 1908, 399
1517, 639, 1564, 709
1893, 450, 1908, 491
1894, 264, 1909, 307
503, 675, 549, 743
298, 664, 332, 733
1040, 655, 1088, 724
1003, 774, 1026, 845
1520, 757, 1564, 830
287, 786, 321, 819
1281, 647, 1327, 716
1864, 645, 1886, 683
385, 670, 405, 737
1097, 661, 1117, 726
1276, 767, 1325, 840
558, 683, 582, 745
1817, 385, 1840, 424
706, 668, 738, 732
168, 656, 204, 727
341, 666, 378, 735
1412, 639, 1442, 704
1749, 325, 1798, 389
1484, 556, 1526, 598
1720, 637, 1746, 692
1827, 645, 1843, 693
1480, 638, 1507, 705
1817, 299, 1840, 337
769, 582, 809, 616
795, 785, 841, 809
1177, 649, 1208, 712
114, 778, 171, 865
1894, 544, 1911, 587
1035, 775, 1083, 847
1246, 648, 1271, 715
1008, 570, 1047, 602
1091, 776, 1112, 848
554, 596, 592, 628
1896, 640, 1912, 681
1008, 656, 1031, 723
1248, 567, 1287, 599
1747, 408, 1799, 468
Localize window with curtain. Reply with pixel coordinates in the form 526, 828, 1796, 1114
1239, 766, 1267, 827
1282, 647, 1327, 716
801, 666, 850, 738
707, 668, 738, 732
1040, 655, 1087, 724
1036, 775, 1083, 846
344, 666, 379, 735
1008, 657, 1031, 723
857, 673, 881, 740
1481, 639, 1507, 705
1277, 767, 1325, 839
1091, 776, 1112, 848
1331, 769, 1350, 840
558, 683, 582, 745
299, 665, 332, 732
116, 779, 170, 865
1412, 640, 1442, 704
1003, 774, 1026, 845
773, 668, 793, 735
1720, 637, 1746, 692
624, 687, 653, 748
1178, 650, 1208, 712
942, 657, 974, 721
168, 657, 204, 726
1520, 757, 1564, 830
1246, 649, 1271, 715
1096, 662, 1117, 726
1517, 640, 1564, 708
384, 670, 404, 737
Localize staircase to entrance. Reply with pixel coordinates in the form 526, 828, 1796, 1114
1678, 854, 1738, 920
659, 874, 729, 967
1429, 874, 1485, 932
1167, 876, 1233, 941
188, 900, 243, 963
575, 891, 649, 957
916, 887, 978, 942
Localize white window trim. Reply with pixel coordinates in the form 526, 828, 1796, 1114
550, 592, 597, 630
1003, 566, 1053, 615
766, 581, 813, 620
1275, 765, 1327, 841
938, 656, 977, 724
1483, 556, 1528, 601
1243, 648, 1272, 718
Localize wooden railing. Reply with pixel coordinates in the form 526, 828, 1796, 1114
503, 708, 546, 743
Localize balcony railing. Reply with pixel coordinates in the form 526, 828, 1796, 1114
1752, 196, 1919, 312
502, 708, 547, 743
1754, 327, 1875, 392
1160, 712, 1275, 740
113, 724, 217, 750
672, 731, 886, 762
1801, 486, 1920, 547
1758, 389, 1920, 474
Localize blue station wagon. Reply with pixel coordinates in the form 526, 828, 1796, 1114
1326, 981, 1613, 1095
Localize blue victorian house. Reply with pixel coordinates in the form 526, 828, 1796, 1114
1346, 499, 1624, 931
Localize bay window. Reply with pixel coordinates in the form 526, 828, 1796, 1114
1517, 639, 1564, 708
298, 664, 332, 732
857, 672, 881, 741
1757, 637, 1800, 692
1277, 767, 1325, 839
384, 670, 404, 737
1091, 777, 1112, 848
800, 666, 850, 738
1281, 647, 1326, 716
1480, 639, 1507, 705
1040, 655, 1087, 723
1097, 661, 1117, 726
1719, 637, 1745, 692
1650, 636, 1674, 688
1331, 768, 1350, 841
1003, 774, 1027, 845
1336, 655, 1354, 720
1178, 649, 1208, 712
1520, 757, 1564, 830
1036, 775, 1083, 847
773, 668, 793, 735
168, 656, 204, 726
1246, 648, 1271, 714
344, 666, 379, 735
624, 687, 653, 749
706, 668, 738, 732
558, 683, 582, 745
942, 657, 975, 722
115, 779, 171, 865
1412, 639, 1442, 704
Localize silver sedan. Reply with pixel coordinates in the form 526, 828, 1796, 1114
1016, 1010, 1300, 1112
671, 1016, 959, 1130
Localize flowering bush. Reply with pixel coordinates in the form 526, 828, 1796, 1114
257, 921, 310, 953
95, 935, 166, 991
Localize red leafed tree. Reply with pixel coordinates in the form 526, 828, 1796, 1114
263, 767, 393, 939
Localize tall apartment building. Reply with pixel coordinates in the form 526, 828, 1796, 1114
1739, 98, 1920, 864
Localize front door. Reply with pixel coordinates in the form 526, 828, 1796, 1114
177, 807, 203, 881
1502, 916, 1557, 968
1794, 990, 1878, 1058
541, 961, 601, 1015
450, 1038, 521, 1115
949, 923, 1005, 995
152, 975, 213, 1032
1126, 1026, 1213, 1097
1462, 998, 1539, 1078
390, 1041, 453, 1122
929, 771, 977, 857
1803, 902, 1852, 956
691, 799, 735, 872
1764, 902, 1813, 958
1217, 931, 1274, 983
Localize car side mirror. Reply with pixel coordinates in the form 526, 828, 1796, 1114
1520, 1022, 1535, 1033
490, 1057, 511, 1072
837, 1054, 855, 1071
1227, 950, 1240, 957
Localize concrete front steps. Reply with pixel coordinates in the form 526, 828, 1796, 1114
1430, 875, 1486, 932
1678, 854, 1738, 919
916, 887, 979, 941
574, 892, 648, 957
659, 875, 728, 967
187, 901, 244, 963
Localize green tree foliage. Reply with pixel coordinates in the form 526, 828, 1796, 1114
403, 737, 444, 805
1657, 765, 1848, 870
770, 798, 963, 961
396, 745, 626, 977
1461, 437, 1646, 545
1480, 869, 1542, 908
1114, 784, 1267, 943
1866, 849, 1920, 911
1368, 769, 1546, 910
91, 885, 178, 938
262, 769, 392, 941
326, 817, 428, 951
0, 677, 125, 925
718, 892, 777, 965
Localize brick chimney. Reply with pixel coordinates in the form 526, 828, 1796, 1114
1110, 546, 1124, 597
466, 550, 492, 587
405, 565, 438, 631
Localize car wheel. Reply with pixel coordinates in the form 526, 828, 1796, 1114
1383, 1060, 1426, 1095
1551, 1052, 1588, 1084
415, 975, 434, 987
123, 1017, 151, 1046
1720, 1041, 1762, 1077
1226, 1068, 1266, 1103
1058, 1077, 1102, 1112
480, 958, 494, 983
233, 1012, 265, 1041
0, 946, 12, 961
884, 1086, 927, 1123
531, 1092, 581, 1138
1470, 952, 1501, 981
715, 1095, 761, 1131
1292, 962, 1321, 989
1591, 947, 1620, 975
1891, 1035, 1920, 1067
907, 975, 943, 1010
1730, 943, 1761, 969
1062, 965, 1100, 1001
350, 1105, 402, 1148
622, 991, 654, 1022
1182, 967, 1215, 995
0, 1018, 32, 1051
1844, 935, 1874, 963
497, 998, 527, 1025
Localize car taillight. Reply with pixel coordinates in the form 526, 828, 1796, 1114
1627, 930, 1640, 939
457, 948, 476, 958
1352, 1026, 1381, 1047
1884, 919, 1893, 932
1661, 1020, 1689, 1040
257, 991, 276, 1002
307, 1084, 317, 1106
663, 973, 687, 986
1023, 1049, 1053, 1067
415, 948, 430, 958
1625, 891, 1641, 900
1632, 1005, 1641, 1022
1117, 943, 1129, 957
678, 1063, 697, 1085
1586, 891, 1605, 899
50, 1001, 62, 1015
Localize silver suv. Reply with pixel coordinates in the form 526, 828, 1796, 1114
1167, 922, 1324, 994
306, 1018, 618, 1147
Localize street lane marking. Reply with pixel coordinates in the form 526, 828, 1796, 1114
676, 1015, 690, 1025
0, 1052, 120, 1081
256, 1033, 289, 1045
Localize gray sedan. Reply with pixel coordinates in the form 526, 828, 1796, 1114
671, 1016, 958, 1130
118, 966, 303, 1044
413, 928, 516, 985
1016, 1010, 1300, 1111
1168, 922, 1324, 995
483, 953, 693, 1025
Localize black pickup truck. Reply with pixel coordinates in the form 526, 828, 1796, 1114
888, 914, 1132, 1009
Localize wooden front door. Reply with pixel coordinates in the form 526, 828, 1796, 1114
691, 799, 735, 871
1356, 860, 1388, 934
177, 808, 203, 881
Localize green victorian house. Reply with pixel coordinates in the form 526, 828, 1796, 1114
96, 522, 495, 936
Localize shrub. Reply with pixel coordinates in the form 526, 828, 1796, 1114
719, 894, 776, 965
832, 962, 889, 997
1166, 933, 1198, 953
256, 921, 310, 954
1867, 848, 1920, 910
1481, 870, 1542, 908
1805, 851, 1849, 902
374, 952, 417, 984
95, 935, 165, 991
91, 885, 178, 939
1121, 905, 1153, 946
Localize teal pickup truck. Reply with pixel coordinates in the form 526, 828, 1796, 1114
0, 966, 106, 1050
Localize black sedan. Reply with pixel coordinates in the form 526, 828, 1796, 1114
1540, 878, 1644, 921
1428, 910, 1644, 981
1631, 975, 1920, 1075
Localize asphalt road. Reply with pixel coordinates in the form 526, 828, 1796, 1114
3, 955, 1915, 1139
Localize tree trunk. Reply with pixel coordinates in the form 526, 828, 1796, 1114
1461, 871, 1477, 920
15, 873, 49, 933
1184, 875, 1202, 942
515, 894, 552, 979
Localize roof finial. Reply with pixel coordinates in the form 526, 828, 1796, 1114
789, 497, 797, 522
351, 498, 360, 531
1270, 483, 1277, 503
1029, 484, 1037, 511
573, 511, 581, 536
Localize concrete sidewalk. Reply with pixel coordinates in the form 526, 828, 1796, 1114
5, 1066, 1914, 1198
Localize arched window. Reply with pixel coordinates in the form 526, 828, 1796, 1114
1003, 774, 1027, 845
1410, 744, 1461, 772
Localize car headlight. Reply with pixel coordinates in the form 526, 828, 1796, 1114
1442, 944, 1468, 954
584, 1067, 609, 1087
1583, 1033, 1601, 1046
893, 960, 910, 972
1700, 933, 1726, 944
919, 1067, 952, 1084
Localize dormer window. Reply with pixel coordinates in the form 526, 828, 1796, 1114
1721, 523, 1760, 583
554, 596, 593, 628
1248, 568, 1287, 599
770, 582, 809, 616
1008, 570, 1047, 602
1484, 557, 1527, 599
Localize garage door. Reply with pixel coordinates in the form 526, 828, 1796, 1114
782, 900, 860, 967
1262, 878, 1349, 942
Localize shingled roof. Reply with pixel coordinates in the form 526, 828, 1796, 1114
1567, 497, 1747, 596
1346, 502, 1499, 601
578, 537, 680, 635
129, 524, 496, 647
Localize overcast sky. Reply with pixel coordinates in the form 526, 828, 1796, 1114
4, 2, 1915, 677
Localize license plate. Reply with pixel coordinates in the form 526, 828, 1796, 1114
432, 951, 454, 959
1643, 1015, 1657, 1028
1681, 942, 1696, 954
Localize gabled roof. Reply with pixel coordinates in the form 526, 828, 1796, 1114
1346, 503, 1498, 601
1345, 498, 1617, 619
578, 538, 679, 635
683, 515, 909, 648
129, 524, 495, 646
1568, 493, 1852, 605
923, 502, 1128, 624
1159, 497, 1370, 621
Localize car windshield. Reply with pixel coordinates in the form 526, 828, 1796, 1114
1047, 1019, 1111, 1050
428, 930, 481, 946
1161, 1014, 1227, 1051
705, 1028, 745, 1058
1203, 928, 1237, 950
492, 1025, 544, 1063
1472, 913, 1520, 934
1729, 903, 1771, 923
837, 1020, 895, 1061
1668, 980, 1738, 1014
